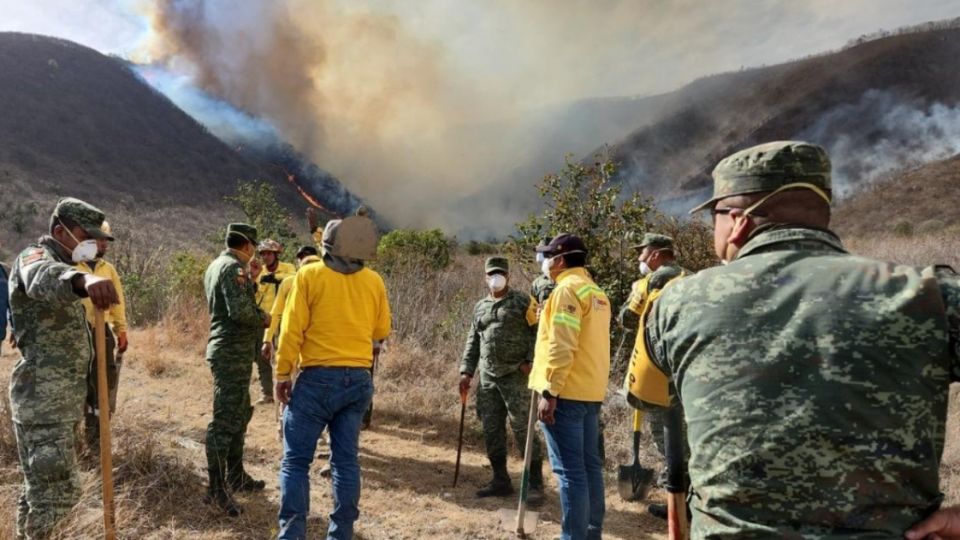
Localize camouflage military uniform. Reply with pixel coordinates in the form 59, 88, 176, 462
461, 288, 541, 467
636, 141, 960, 537
203, 242, 268, 497
9, 227, 100, 536
530, 274, 556, 305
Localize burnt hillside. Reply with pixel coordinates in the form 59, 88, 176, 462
606, 22, 960, 205
0, 33, 352, 248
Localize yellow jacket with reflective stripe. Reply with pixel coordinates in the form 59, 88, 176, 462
256, 261, 296, 314
528, 267, 611, 401
76, 258, 127, 334
275, 261, 391, 381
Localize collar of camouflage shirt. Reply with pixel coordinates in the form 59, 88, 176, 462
735, 226, 847, 261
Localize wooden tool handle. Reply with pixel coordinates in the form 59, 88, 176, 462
95, 311, 116, 540
667, 491, 689, 540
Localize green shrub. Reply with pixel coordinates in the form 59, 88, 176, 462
376, 229, 452, 274
893, 220, 914, 237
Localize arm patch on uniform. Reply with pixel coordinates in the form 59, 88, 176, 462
236, 267, 248, 286
20, 248, 44, 268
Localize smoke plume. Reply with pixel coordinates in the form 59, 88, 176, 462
132, 0, 960, 234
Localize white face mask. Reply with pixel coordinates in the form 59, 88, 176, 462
535, 252, 545, 264
541, 256, 555, 278
57, 220, 99, 263
639, 261, 652, 276
486, 274, 507, 293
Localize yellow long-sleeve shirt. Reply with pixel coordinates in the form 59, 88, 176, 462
256, 260, 296, 313
528, 267, 611, 402
77, 258, 127, 335
275, 261, 391, 381
264, 256, 321, 343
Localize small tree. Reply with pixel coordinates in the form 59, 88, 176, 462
225, 180, 299, 258
509, 154, 655, 308
376, 229, 453, 274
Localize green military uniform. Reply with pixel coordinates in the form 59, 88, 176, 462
8, 198, 110, 538
640, 141, 960, 537
203, 223, 269, 510
615, 233, 688, 463
530, 274, 556, 305
461, 257, 542, 494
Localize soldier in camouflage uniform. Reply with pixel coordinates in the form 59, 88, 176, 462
459, 257, 544, 502
630, 140, 960, 538
9, 198, 118, 539
531, 237, 556, 307
616, 233, 689, 519
202, 223, 270, 516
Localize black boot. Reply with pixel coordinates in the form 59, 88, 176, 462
526, 461, 544, 506
648, 503, 667, 520
204, 469, 243, 517
476, 457, 514, 498
227, 466, 266, 492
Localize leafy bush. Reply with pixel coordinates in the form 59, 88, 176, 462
893, 220, 914, 237
464, 239, 500, 256
376, 229, 452, 274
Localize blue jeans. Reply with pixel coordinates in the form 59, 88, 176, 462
278, 367, 374, 540
541, 399, 605, 540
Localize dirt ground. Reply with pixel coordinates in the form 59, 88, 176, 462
0, 328, 669, 539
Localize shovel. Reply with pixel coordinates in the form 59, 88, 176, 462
94, 311, 116, 540
618, 408, 655, 501
499, 390, 539, 538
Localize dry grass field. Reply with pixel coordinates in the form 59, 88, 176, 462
1, 231, 960, 539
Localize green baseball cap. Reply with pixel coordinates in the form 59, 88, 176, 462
691, 141, 832, 214
52, 197, 112, 240
485, 256, 509, 274
226, 223, 258, 245
633, 233, 674, 250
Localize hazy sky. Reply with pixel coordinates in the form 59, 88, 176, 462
4, 0, 958, 104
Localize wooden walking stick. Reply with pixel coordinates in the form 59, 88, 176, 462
663, 405, 689, 540
94, 310, 116, 540
452, 384, 468, 487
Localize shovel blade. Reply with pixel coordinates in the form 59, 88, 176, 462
617, 464, 655, 501
498, 508, 539, 537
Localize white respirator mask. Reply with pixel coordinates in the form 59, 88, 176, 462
58, 220, 99, 263
639, 261, 652, 276
486, 274, 507, 292
540, 256, 554, 278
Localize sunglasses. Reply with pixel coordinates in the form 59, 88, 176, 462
710, 207, 768, 218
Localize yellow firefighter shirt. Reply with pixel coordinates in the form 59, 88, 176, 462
528, 267, 611, 402
256, 260, 296, 313
275, 261, 391, 380
264, 256, 321, 343
76, 258, 127, 335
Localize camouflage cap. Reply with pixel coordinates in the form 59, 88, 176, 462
691, 141, 832, 214
226, 223, 258, 245
485, 256, 509, 274
257, 239, 282, 253
52, 197, 112, 240
633, 233, 674, 250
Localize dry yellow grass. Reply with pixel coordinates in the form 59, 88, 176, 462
2, 233, 960, 538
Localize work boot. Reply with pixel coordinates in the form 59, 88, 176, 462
227, 467, 266, 492
256, 394, 274, 405
648, 503, 667, 520
526, 461, 544, 507
319, 462, 332, 479
476, 457, 514, 498
204, 470, 243, 517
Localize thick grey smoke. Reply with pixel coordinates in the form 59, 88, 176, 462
131, 0, 960, 235
798, 90, 960, 196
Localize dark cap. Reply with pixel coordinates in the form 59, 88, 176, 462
633, 233, 674, 251
691, 140, 832, 213
226, 223, 258, 245
485, 256, 509, 274
536, 233, 587, 258
295, 245, 319, 259
52, 197, 112, 240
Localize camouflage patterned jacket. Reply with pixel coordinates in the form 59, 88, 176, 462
530, 275, 556, 305
8, 237, 90, 425
460, 288, 538, 379
203, 250, 268, 362
641, 226, 960, 538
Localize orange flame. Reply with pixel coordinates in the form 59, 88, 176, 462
284, 171, 337, 216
